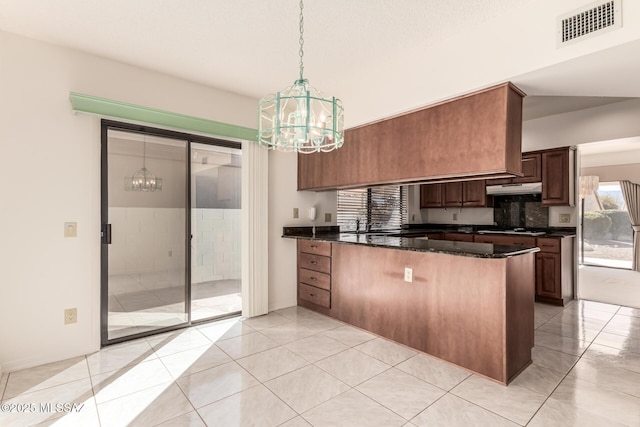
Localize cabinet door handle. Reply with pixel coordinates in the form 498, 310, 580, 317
310, 276, 318, 280
309, 293, 315, 297
310, 260, 318, 265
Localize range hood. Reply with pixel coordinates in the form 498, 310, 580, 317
486, 182, 542, 195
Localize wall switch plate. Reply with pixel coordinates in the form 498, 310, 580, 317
452, 213, 458, 221
404, 267, 413, 283
293, 208, 299, 219
64, 222, 77, 237
64, 308, 77, 324
325, 213, 331, 223
559, 213, 571, 224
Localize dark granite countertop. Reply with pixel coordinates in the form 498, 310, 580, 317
283, 230, 539, 259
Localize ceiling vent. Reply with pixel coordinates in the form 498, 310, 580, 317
557, 0, 621, 46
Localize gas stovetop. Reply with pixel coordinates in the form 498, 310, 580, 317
477, 229, 546, 237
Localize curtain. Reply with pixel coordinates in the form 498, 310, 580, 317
241, 141, 269, 317
620, 180, 640, 272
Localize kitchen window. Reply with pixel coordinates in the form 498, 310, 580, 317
337, 186, 408, 231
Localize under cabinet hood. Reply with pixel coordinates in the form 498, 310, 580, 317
486, 182, 542, 195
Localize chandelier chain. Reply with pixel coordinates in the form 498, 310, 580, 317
298, 0, 304, 81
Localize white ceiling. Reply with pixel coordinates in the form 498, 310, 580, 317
579, 136, 640, 167
1, 0, 640, 127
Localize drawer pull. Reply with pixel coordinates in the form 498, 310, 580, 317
310, 276, 318, 280
309, 293, 315, 297
310, 260, 318, 265
310, 244, 318, 248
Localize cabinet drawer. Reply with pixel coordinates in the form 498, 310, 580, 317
299, 268, 331, 291
299, 283, 331, 308
299, 240, 331, 257
536, 237, 560, 253
299, 252, 331, 274
443, 233, 475, 242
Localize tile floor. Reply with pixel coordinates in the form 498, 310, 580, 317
2, 300, 640, 426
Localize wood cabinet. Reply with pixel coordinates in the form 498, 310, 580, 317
297, 240, 332, 309
486, 152, 541, 186
298, 83, 525, 191
420, 180, 488, 208
442, 233, 475, 242
535, 237, 574, 305
473, 234, 536, 247
541, 148, 574, 206
419, 183, 443, 208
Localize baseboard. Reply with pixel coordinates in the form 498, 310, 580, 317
1, 343, 99, 374
269, 297, 297, 313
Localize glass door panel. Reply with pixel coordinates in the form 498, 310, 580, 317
104, 129, 189, 342
190, 142, 242, 322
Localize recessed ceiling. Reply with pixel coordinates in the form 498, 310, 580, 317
1, 0, 640, 127
580, 136, 640, 167
523, 96, 632, 121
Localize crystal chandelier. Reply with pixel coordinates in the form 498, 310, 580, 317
258, 0, 344, 153
124, 136, 163, 192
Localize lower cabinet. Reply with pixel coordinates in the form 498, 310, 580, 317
535, 237, 574, 305
297, 240, 332, 311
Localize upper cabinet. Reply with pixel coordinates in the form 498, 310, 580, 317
486, 152, 541, 186
298, 82, 525, 191
420, 180, 488, 208
541, 147, 575, 206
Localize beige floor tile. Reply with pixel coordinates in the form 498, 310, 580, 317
92, 358, 174, 404
241, 312, 289, 330
215, 332, 279, 359
3, 356, 89, 399
603, 314, 640, 341
147, 328, 212, 358
527, 396, 627, 427
355, 338, 417, 366
618, 306, 640, 318
154, 411, 206, 426
582, 342, 640, 373
86, 340, 156, 376
236, 347, 308, 382
284, 334, 349, 363
302, 389, 405, 427
395, 354, 470, 391
315, 348, 390, 387
278, 416, 312, 426
323, 325, 377, 347
537, 320, 601, 342
259, 322, 317, 345
175, 361, 259, 408
593, 331, 640, 353
97, 382, 193, 427
411, 393, 517, 427
451, 375, 547, 425
0, 372, 7, 399
549, 311, 611, 330
534, 330, 589, 356
197, 384, 296, 427
356, 368, 445, 420
294, 316, 345, 333
531, 345, 579, 375
160, 344, 232, 379
551, 376, 640, 426
196, 317, 255, 342
568, 357, 640, 398
509, 363, 566, 395
265, 365, 350, 413
0, 378, 96, 427
569, 300, 621, 313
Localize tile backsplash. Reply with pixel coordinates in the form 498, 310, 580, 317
493, 194, 548, 229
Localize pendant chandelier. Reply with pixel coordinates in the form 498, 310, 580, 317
124, 136, 163, 192
258, 0, 344, 153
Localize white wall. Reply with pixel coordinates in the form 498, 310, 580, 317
0, 30, 257, 373
581, 163, 640, 184
267, 150, 337, 311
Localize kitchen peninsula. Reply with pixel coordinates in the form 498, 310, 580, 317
284, 229, 539, 385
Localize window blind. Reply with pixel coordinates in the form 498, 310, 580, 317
337, 186, 408, 231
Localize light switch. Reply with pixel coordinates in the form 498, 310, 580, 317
64, 222, 77, 238
404, 267, 413, 283
325, 213, 332, 223
293, 208, 299, 219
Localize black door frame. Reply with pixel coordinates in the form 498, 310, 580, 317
100, 119, 241, 347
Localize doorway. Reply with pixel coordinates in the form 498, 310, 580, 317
101, 120, 242, 345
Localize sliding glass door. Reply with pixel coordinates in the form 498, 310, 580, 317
190, 143, 242, 322
101, 120, 242, 345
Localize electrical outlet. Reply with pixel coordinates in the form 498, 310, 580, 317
64, 222, 77, 237
411, 214, 416, 221
64, 308, 77, 324
559, 213, 571, 224
293, 208, 299, 219
453, 213, 458, 221
324, 212, 331, 223
404, 267, 413, 283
